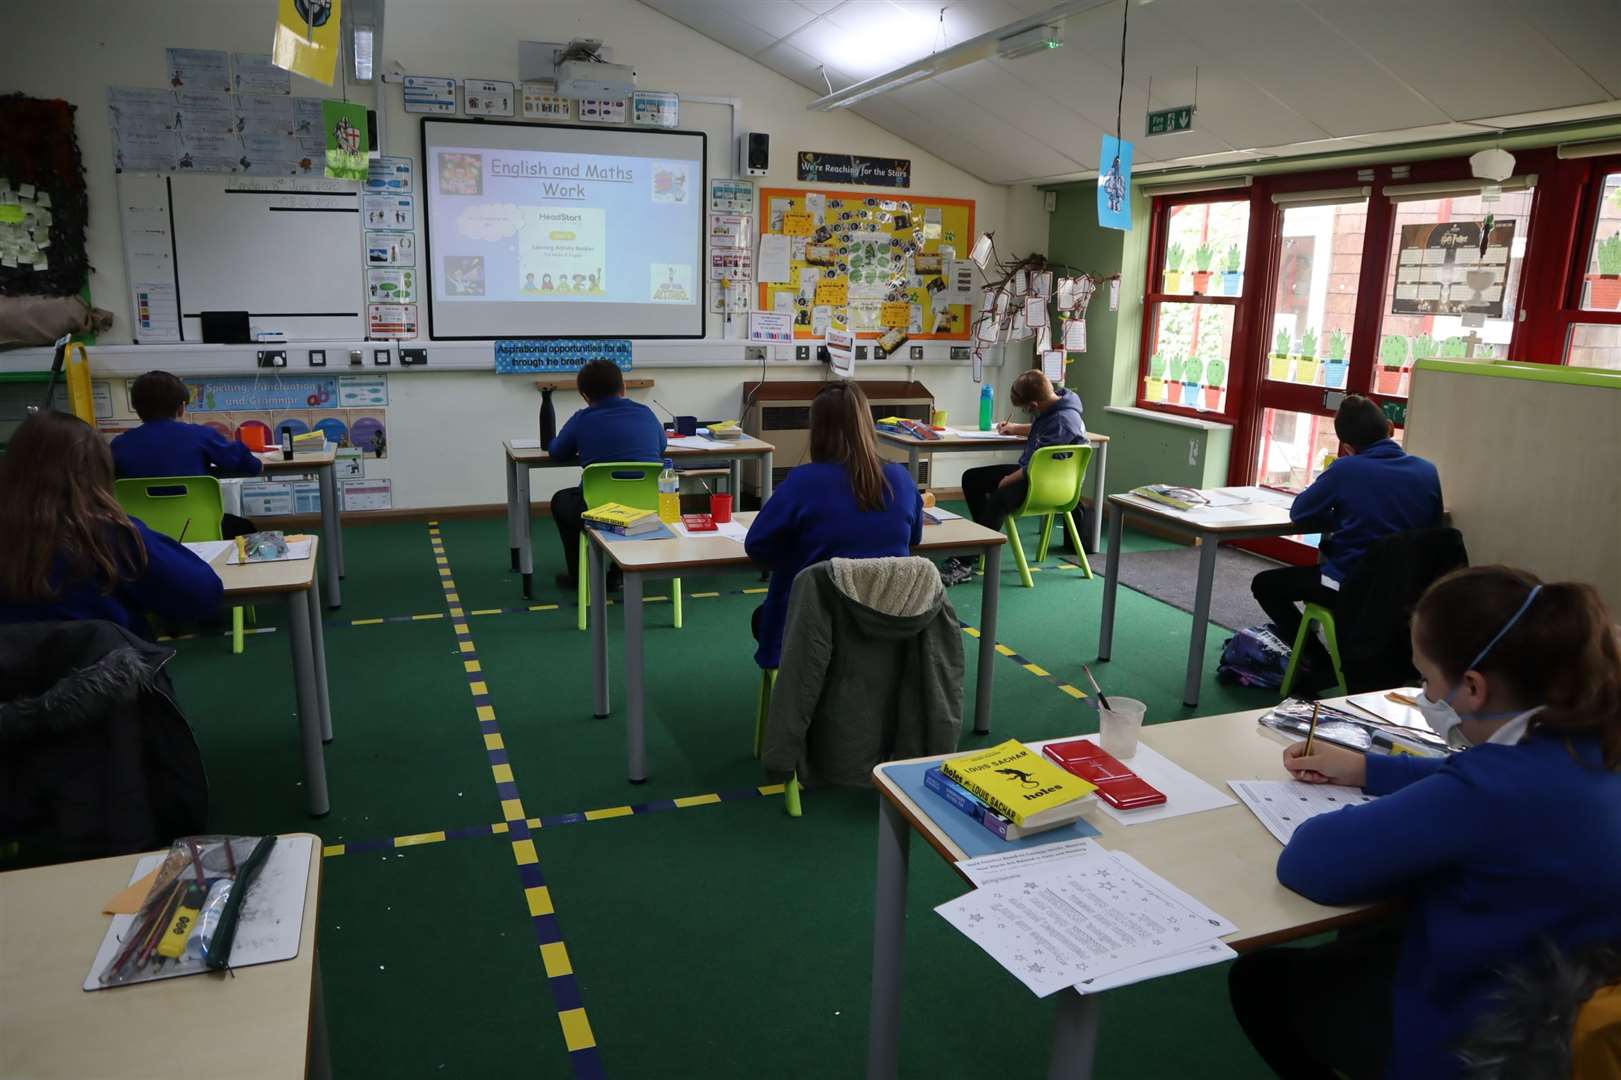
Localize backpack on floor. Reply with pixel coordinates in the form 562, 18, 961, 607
1217, 623, 1292, 690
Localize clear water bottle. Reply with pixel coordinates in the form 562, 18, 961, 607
658, 458, 680, 523
979, 384, 995, 431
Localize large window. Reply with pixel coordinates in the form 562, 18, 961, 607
1265, 196, 1368, 391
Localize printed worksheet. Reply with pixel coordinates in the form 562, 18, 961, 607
1229, 779, 1375, 846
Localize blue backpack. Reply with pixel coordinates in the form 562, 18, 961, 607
1217, 623, 1292, 689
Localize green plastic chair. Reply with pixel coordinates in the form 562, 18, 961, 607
577, 462, 682, 632
114, 476, 246, 653
754, 667, 803, 817
1279, 603, 1349, 698
1002, 444, 1095, 588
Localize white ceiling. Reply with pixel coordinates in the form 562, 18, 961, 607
637, 0, 1621, 185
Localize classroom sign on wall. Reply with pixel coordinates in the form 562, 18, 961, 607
757, 187, 974, 340
1391, 220, 1516, 318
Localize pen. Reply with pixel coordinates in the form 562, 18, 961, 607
178, 517, 191, 543
1304, 700, 1321, 755
1081, 664, 1111, 711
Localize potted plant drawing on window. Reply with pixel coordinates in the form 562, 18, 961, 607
1294, 327, 1319, 386
1146, 352, 1166, 402
1377, 334, 1409, 395
1589, 233, 1621, 309
1179, 355, 1203, 407
1323, 329, 1349, 389
1269, 327, 1293, 381
1191, 243, 1215, 295
1203, 355, 1226, 411
1222, 243, 1242, 295
1164, 243, 1185, 293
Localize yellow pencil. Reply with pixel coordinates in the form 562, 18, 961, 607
1304, 700, 1321, 755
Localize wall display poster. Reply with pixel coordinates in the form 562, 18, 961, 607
748, 311, 793, 343
709, 178, 754, 215
166, 48, 233, 94
366, 267, 416, 303
232, 53, 292, 96
494, 338, 633, 373
796, 151, 911, 189
366, 231, 416, 267
364, 155, 413, 193
463, 79, 515, 117
757, 186, 974, 340
521, 82, 572, 120
337, 373, 388, 407
577, 99, 628, 123
710, 280, 751, 315
184, 375, 337, 412
1391, 220, 1515, 317
362, 194, 414, 231
368, 303, 418, 338
403, 76, 457, 114
631, 91, 679, 128
209, 407, 387, 458
340, 477, 393, 512
107, 88, 325, 175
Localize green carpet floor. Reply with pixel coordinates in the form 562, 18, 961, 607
164, 507, 1282, 1077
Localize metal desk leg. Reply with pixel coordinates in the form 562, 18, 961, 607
316, 465, 343, 607
729, 458, 742, 501
308, 956, 333, 1080
865, 794, 912, 1080
590, 541, 609, 719
1098, 508, 1125, 661
287, 589, 330, 817
516, 464, 534, 600
906, 445, 921, 485
974, 544, 1001, 735
1088, 440, 1108, 555
760, 449, 775, 502
1183, 533, 1220, 708
624, 572, 647, 782
505, 454, 520, 572
1047, 990, 1101, 1080
308, 566, 333, 744
328, 463, 346, 579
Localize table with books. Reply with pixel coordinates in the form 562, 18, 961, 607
258, 446, 345, 608
866, 699, 1391, 1080
501, 435, 777, 599
1100, 485, 1300, 708
584, 509, 1007, 783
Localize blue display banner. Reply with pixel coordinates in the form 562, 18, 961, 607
493, 339, 633, 373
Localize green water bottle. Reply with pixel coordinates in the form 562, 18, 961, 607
979, 384, 994, 431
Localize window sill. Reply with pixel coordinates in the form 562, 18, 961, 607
1105, 404, 1234, 431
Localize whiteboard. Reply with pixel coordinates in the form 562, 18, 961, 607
117, 173, 365, 342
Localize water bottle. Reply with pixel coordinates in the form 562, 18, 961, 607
658, 458, 680, 523
979, 384, 995, 431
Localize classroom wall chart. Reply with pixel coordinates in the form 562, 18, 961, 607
757, 187, 975, 341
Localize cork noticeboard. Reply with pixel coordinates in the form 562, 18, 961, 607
757, 186, 975, 340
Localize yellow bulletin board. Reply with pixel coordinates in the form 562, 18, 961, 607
758, 187, 975, 340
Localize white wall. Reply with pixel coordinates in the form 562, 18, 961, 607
3, 0, 1048, 508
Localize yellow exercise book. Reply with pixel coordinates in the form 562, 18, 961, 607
581, 502, 654, 526
941, 739, 1096, 827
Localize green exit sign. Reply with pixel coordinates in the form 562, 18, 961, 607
1146, 105, 1195, 136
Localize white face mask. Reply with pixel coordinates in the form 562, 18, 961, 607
1416, 585, 1542, 748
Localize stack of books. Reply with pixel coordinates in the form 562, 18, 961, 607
925, 739, 1096, 842
1130, 484, 1206, 511
581, 502, 662, 536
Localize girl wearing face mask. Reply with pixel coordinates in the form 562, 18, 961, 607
1228, 565, 1621, 1080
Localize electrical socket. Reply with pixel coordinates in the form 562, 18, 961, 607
744, 345, 767, 362
950, 346, 970, 360
795, 345, 810, 361
256, 350, 287, 368
855, 345, 868, 360
400, 348, 427, 366
873, 345, 887, 360
909, 345, 924, 360
308, 349, 327, 367
373, 348, 392, 366
349, 350, 364, 367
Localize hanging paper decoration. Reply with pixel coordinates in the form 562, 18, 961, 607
322, 99, 368, 181
273, 0, 343, 86
1097, 134, 1133, 231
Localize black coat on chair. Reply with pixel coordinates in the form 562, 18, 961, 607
1334, 527, 1469, 693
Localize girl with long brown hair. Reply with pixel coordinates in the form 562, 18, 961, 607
0, 411, 223, 635
744, 381, 922, 668
1230, 565, 1621, 1079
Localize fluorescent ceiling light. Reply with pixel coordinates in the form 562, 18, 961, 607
824, 7, 937, 78
807, 0, 1110, 112
352, 26, 374, 81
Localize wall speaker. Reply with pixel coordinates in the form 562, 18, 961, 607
740, 131, 769, 176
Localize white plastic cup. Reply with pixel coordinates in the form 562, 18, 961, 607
1098, 697, 1148, 759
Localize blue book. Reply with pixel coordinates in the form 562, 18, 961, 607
924, 765, 1013, 841
886, 761, 1100, 858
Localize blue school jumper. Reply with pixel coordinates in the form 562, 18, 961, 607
547, 397, 667, 467
1289, 439, 1441, 584
111, 419, 264, 479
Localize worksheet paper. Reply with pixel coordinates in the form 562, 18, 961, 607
1223, 485, 1297, 510
938, 847, 1234, 996
1043, 737, 1235, 825
183, 540, 236, 565
508, 438, 541, 449
756, 234, 791, 283
666, 434, 726, 450
1228, 780, 1375, 846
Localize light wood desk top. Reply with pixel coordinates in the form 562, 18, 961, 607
257, 447, 337, 471
504, 435, 774, 465
877, 430, 1111, 451
1108, 488, 1297, 536
875, 706, 1373, 951
589, 510, 1005, 573
206, 537, 320, 597
0, 834, 323, 1080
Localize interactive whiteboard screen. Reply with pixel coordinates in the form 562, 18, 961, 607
421, 118, 706, 339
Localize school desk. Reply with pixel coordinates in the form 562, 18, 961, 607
585, 512, 1007, 782
0, 833, 328, 1080
502, 436, 778, 599
208, 540, 335, 816
866, 705, 1377, 1080
875, 430, 1111, 553
1099, 488, 1298, 708
259, 447, 345, 609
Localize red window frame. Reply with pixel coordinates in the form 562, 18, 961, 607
1519, 154, 1621, 361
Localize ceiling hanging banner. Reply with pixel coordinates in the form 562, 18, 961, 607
1097, 134, 1133, 232
322, 99, 368, 180
272, 0, 343, 86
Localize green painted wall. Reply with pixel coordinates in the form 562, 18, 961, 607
1048, 182, 1233, 499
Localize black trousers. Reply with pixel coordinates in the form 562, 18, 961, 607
551, 486, 588, 580
1252, 564, 1339, 665
1228, 921, 1401, 1079
222, 513, 256, 539
960, 464, 1029, 535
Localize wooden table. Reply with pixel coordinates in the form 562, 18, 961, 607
502, 435, 777, 599
1100, 488, 1299, 708
586, 511, 1007, 782
876, 430, 1111, 554
259, 447, 345, 609
0, 834, 328, 1080
207, 540, 334, 816
866, 706, 1373, 1079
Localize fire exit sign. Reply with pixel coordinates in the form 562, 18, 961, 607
1146, 105, 1195, 136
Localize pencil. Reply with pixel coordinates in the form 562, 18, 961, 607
1304, 701, 1321, 755
178, 517, 191, 543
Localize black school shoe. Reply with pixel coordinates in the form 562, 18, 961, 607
939, 558, 976, 586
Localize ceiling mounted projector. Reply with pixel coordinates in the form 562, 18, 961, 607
997, 23, 1064, 60
556, 58, 637, 100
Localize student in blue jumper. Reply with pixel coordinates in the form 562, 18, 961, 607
745, 381, 922, 670
111, 370, 267, 538
547, 359, 667, 590
1251, 394, 1442, 676
1230, 565, 1621, 1080
940, 369, 1086, 585
0, 411, 224, 638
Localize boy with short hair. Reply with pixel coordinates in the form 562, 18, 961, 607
1251, 394, 1443, 674
547, 359, 667, 588
111, 370, 266, 536
941, 369, 1087, 585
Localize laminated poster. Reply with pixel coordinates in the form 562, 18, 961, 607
322, 99, 368, 180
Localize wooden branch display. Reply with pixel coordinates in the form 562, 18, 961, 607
966, 235, 1120, 361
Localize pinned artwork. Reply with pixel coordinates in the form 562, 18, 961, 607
322, 99, 367, 180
